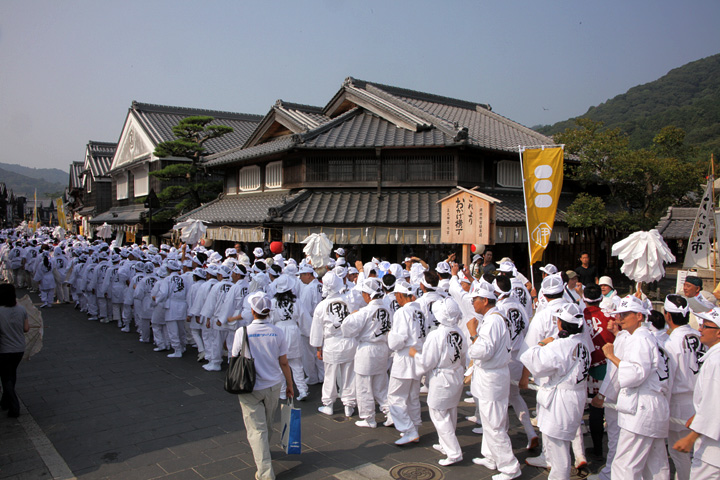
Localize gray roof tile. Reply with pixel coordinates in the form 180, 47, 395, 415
176, 189, 307, 224
69, 161, 84, 189
86, 141, 116, 178
656, 206, 709, 240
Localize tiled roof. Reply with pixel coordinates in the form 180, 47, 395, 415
130, 102, 263, 155
89, 204, 150, 224
69, 162, 84, 189
490, 192, 569, 224
176, 190, 309, 224
86, 141, 116, 178
656, 206, 709, 240
205, 135, 298, 167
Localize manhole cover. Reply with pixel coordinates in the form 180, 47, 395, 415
389, 463, 444, 480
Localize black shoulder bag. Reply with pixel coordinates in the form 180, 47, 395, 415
224, 327, 256, 394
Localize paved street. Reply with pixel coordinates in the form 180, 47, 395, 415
1, 289, 600, 480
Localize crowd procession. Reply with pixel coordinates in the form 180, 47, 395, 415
0, 227, 719, 480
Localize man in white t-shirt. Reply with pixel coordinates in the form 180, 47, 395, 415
232, 292, 294, 480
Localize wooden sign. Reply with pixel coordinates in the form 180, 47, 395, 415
439, 187, 500, 245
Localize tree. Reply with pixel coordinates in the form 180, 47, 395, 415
556, 119, 703, 231
148, 116, 233, 222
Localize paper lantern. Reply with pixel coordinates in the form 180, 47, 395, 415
270, 241, 284, 254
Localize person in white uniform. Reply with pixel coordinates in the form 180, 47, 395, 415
410, 297, 467, 466
663, 294, 705, 480
387, 281, 426, 445
341, 278, 392, 428
520, 303, 590, 480
673, 307, 720, 480
163, 260, 188, 358
231, 292, 294, 480
297, 264, 324, 385
602, 295, 671, 480
311, 272, 356, 417
466, 281, 521, 480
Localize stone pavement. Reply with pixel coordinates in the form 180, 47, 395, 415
1, 289, 603, 479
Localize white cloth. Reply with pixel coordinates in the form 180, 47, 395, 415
611, 429, 670, 480
689, 342, 720, 469
341, 299, 391, 376
388, 301, 425, 380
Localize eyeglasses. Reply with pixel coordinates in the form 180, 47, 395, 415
700, 324, 720, 330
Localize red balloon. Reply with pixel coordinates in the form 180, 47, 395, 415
270, 241, 284, 254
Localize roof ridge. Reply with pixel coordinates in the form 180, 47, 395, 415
131, 101, 264, 122
87, 140, 118, 147
348, 77, 491, 111
275, 100, 324, 113
298, 107, 363, 142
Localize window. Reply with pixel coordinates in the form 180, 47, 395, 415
265, 161, 282, 189
116, 173, 128, 200
497, 160, 522, 188
225, 170, 237, 194
133, 165, 148, 197
239, 166, 261, 191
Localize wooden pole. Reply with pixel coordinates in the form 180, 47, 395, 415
713, 154, 717, 286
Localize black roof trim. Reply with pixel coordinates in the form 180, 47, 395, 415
131, 101, 264, 122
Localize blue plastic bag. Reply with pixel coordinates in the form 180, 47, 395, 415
280, 399, 302, 454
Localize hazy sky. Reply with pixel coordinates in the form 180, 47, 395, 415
1, 0, 718, 172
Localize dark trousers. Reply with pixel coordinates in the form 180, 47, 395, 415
0, 351, 24, 417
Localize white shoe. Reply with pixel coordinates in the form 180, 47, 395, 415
472, 457, 497, 470
355, 419, 377, 428
344, 406, 355, 417
318, 405, 333, 416
121, 327, 130, 333
99, 318, 109, 323
472, 427, 483, 435
464, 397, 475, 404
492, 472, 521, 480
167, 350, 182, 358
197, 352, 205, 362
203, 362, 221, 372
466, 415, 479, 423
394, 432, 419, 445
383, 413, 394, 427
153, 346, 167, 352
88, 317, 98, 321
525, 454, 549, 468
438, 457, 462, 466
296, 393, 308, 401
433, 444, 446, 454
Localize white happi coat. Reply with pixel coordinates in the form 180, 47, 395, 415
270, 296, 304, 359
341, 298, 391, 376
689, 342, 720, 468
469, 307, 512, 401
666, 324, 705, 431
164, 272, 188, 322
34, 256, 55, 290
413, 323, 467, 410
415, 289, 445, 336
135, 274, 159, 319
615, 326, 670, 439
217, 279, 249, 330
309, 293, 355, 364
388, 301, 426, 380
524, 297, 567, 349
189, 278, 217, 318
520, 335, 590, 441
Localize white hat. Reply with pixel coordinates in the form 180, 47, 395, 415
361, 278, 383, 296
218, 265, 232, 278
598, 276, 614, 288
334, 247, 346, 256
470, 282, 496, 300
347, 266, 359, 275
284, 264, 298, 276
166, 260, 181, 271
457, 271, 472, 285
432, 297, 462, 327
472, 254, 481, 263
182, 259, 193, 268
334, 265, 348, 279
225, 248, 237, 257
435, 261, 451, 274
554, 303, 584, 326
393, 281, 414, 296
253, 247, 264, 258
541, 273, 564, 295
322, 272, 344, 295
614, 295, 650, 316
206, 264, 219, 277
695, 307, 720, 326
232, 264, 247, 276
539, 263, 558, 275
498, 262, 514, 274
274, 274, 293, 293
298, 264, 315, 275
248, 292, 272, 315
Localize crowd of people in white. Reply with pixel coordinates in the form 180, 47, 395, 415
1, 228, 719, 480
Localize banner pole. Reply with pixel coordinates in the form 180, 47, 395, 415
519, 146, 535, 290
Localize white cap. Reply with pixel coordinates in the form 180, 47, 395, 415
554, 303, 584, 326
614, 295, 650, 316
539, 263, 558, 275
432, 297, 462, 327
334, 265, 348, 279
334, 247, 345, 256
298, 264, 315, 275
695, 307, 720, 326
541, 273, 564, 295
470, 282, 496, 300
664, 295, 690, 316
347, 266, 359, 275
598, 276, 614, 288
206, 264, 219, 277
457, 271, 472, 285
322, 272, 344, 295
192, 267, 206, 278
225, 248, 237, 257
248, 292, 272, 315
274, 274, 293, 294
253, 247, 264, 258
435, 261, 451, 274
498, 262, 514, 274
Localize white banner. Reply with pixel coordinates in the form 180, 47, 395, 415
684, 179, 715, 269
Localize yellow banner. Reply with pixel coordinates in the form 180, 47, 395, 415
56, 198, 67, 230
33, 189, 38, 232
521, 146, 564, 264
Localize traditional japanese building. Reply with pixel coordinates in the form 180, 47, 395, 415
180, 77, 575, 267
91, 101, 262, 242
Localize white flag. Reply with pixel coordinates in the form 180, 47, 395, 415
684, 179, 715, 269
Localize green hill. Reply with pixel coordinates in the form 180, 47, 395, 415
0, 162, 68, 185
535, 53, 720, 156
0, 167, 66, 198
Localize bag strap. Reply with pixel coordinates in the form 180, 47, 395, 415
242, 326, 253, 359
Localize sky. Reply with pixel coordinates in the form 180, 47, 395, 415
1, 0, 719, 173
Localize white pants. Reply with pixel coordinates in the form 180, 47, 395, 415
690, 456, 720, 480
40, 288, 54, 305
300, 336, 324, 384
571, 424, 587, 463
97, 296, 108, 319
122, 303, 133, 327
190, 327, 205, 353
165, 320, 184, 351
387, 377, 421, 435
112, 302, 122, 323
355, 372, 389, 421
238, 383, 280, 480
544, 433, 571, 480
668, 429, 691, 480
138, 317, 151, 343
598, 406, 619, 480
54, 281, 67, 303
85, 292, 98, 316
281, 357, 308, 398
429, 407, 462, 461
321, 361, 355, 407
208, 329, 228, 365
509, 382, 536, 441
477, 396, 521, 476
612, 429, 670, 480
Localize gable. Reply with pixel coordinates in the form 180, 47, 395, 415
110, 112, 155, 171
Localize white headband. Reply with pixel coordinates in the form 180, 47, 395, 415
664, 297, 690, 316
